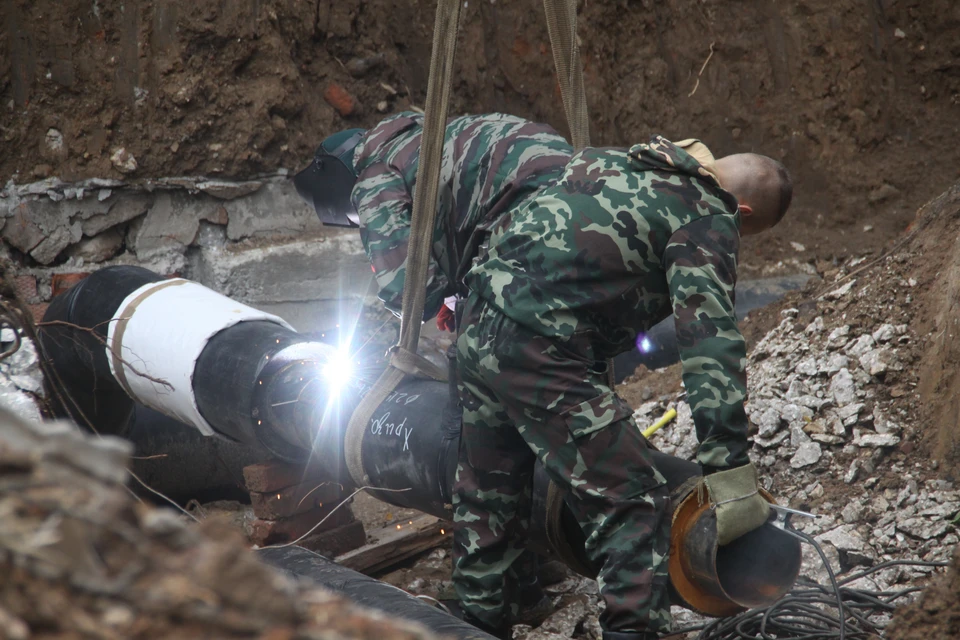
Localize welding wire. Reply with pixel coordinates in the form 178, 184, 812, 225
642, 408, 677, 439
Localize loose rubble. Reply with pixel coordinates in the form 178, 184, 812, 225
631, 255, 954, 619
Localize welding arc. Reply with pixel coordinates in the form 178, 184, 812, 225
676, 522, 948, 640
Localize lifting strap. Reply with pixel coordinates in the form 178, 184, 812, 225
543, 0, 591, 151
345, 0, 462, 488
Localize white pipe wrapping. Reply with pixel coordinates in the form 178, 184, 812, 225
105, 279, 294, 435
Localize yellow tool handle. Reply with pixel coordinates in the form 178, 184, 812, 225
642, 408, 677, 439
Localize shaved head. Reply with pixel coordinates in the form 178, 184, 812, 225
713, 153, 793, 235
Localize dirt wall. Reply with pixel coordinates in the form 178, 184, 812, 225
2, 0, 959, 266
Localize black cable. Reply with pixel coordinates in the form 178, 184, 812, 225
673, 517, 950, 640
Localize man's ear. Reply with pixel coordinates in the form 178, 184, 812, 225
738, 204, 754, 217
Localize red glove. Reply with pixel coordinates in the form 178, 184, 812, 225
436, 304, 455, 332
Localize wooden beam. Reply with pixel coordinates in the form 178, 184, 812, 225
335, 515, 451, 574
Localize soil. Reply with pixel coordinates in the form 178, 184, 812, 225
886, 546, 960, 640
3, 0, 960, 269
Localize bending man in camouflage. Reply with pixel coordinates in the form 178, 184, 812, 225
296, 112, 793, 640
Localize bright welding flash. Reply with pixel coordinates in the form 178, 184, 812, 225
321, 347, 354, 393
637, 334, 653, 353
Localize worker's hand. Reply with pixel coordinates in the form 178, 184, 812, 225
703, 462, 770, 546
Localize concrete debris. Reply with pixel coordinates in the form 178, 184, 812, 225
830, 368, 858, 405
791, 442, 822, 468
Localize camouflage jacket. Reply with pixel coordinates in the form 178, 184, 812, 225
465, 138, 750, 470
351, 112, 573, 320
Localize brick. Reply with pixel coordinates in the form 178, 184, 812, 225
26, 303, 49, 324
323, 83, 356, 117
250, 481, 343, 520
299, 519, 367, 558
249, 505, 355, 546
242, 460, 325, 493
51, 272, 91, 297
12, 276, 37, 302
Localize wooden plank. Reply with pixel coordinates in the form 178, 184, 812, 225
335, 514, 451, 574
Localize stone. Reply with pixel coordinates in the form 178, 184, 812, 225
827, 326, 851, 349
846, 334, 876, 358
64, 227, 125, 263
110, 147, 138, 173
837, 402, 864, 426
131, 192, 200, 256
897, 519, 950, 541
872, 324, 897, 343
3, 200, 60, 253
80, 195, 151, 236
225, 181, 325, 240
31, 221, 82, 264
754, 431, 790, 449
790, 442, 822, 468
45, 128, 65, 155
817, 524, 865, 553
795, 356, 819, 377
856, 433, 901, 448
781, 403, 814, 427
844, 461, 859, 484
842, 501, 865, 523
823, 353, 849, 374
859, 348, 896, 376
196, 180, 263, 200
804, 317, 825, 335
826, 280, 856, 300
830, 369, 857, 406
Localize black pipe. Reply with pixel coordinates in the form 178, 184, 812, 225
259, 546, 495, 640
40, 266, 801, 616
612, 274, 814, 381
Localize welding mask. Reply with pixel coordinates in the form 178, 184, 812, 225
293, 128, 366, 228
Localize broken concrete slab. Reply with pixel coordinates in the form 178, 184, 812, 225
225, 181, 325, 240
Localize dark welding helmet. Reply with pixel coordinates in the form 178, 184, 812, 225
293, 128, 366, 228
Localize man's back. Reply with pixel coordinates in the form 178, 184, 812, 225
466, 137, 742, 361
351, 112, 573, 319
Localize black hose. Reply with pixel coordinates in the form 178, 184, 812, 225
258, 546, 496, 640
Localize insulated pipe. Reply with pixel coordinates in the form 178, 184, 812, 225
40, 266, 801, 617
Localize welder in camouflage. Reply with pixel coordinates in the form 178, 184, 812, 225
295, 113, 792, 640
455, 137, 792, 639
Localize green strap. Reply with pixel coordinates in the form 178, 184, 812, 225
346, 0, 461, 488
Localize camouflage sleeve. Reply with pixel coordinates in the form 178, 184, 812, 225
354, 163, 450, 320
663, 214, 750, 471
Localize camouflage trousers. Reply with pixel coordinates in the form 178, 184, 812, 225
451, 294, 673, 634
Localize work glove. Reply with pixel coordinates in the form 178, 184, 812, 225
703, 462, 770, 546
436, 303, 456, 332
